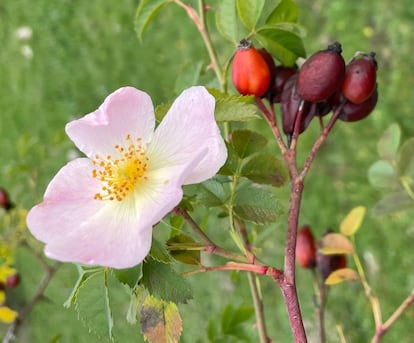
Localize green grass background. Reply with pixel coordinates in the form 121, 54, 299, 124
1, 0, 413, 342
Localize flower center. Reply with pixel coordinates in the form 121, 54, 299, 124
92, 134, 149, 201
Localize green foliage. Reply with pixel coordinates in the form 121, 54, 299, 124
167, 234, 201, 265
113, 265, 143, 289
207, 304, 254, 342
141, 258, 193, 304
134, 0, 171, 40
215, 0, 239, 44
241, 153, 288, 187
367, 124, 414, 215
231, 129, 268, 158
233, 181, 283, 225
236, 0, 265, 30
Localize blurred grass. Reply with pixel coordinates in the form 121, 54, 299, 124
0, 0, 413, 342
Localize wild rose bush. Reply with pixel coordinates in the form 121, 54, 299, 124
1, 1, 413, 342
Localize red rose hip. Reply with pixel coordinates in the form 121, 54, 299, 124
232, 39, 271, 97
339, 86, 378, 122
296, 42, 345, 103
296, 226, 317, 269
342, 52, 377, 104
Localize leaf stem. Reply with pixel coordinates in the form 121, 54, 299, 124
173, 0, 225, 91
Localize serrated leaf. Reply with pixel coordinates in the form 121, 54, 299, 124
377, 123, 401, 161
150, 238, 172, 264
196, 178, 228, 207
208, 90, 261, 123
241, 153, 288, 187
218, 143, 239, 176
134, 0, 170, 40
236, 0, 265, 30
215, 0, 238, 43
397, 137, 414, 177
75, 271, 114, 340
256, 27, 306, 66
231, 129, 268, 158
142, 258, 192, 304
372, 192, 413, 216
325, 268, 359, 285
340, 206, 366, 236
265, 0, 298, 24
64, 266, 102, 308
167, 234, 201, 265
140, 295, 182, 343
233, 183, 282, 225
113, 264, 143, 289
368, 160, 398, 189
127, 286, 146, 324
319, 233, 354, 255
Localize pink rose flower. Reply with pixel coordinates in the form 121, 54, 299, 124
27, 86, 227, 269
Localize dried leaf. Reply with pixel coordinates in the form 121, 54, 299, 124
319, 233, 354, 255
325, 268, 359, 285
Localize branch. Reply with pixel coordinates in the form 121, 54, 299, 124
3, 262, 60, 343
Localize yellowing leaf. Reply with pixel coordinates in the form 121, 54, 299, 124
0, 306, 18, 324
340, 206, 366, 236
319, 233, 354, 255
141, 295, 182, 343
325, 268, 359, 285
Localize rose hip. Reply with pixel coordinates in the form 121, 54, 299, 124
232, 39, 271, 97
339, 86, 378, 122
296, 42, 345, 103
342, 52, 377, 104
296, 226, 317, 269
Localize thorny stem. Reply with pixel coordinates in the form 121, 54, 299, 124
173, 0, 225, 91
3, 262, 60, 343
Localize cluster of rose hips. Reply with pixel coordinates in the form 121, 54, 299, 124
295, 226, 346, 280
232, 39, 378, 142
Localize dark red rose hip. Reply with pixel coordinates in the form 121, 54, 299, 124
342, 52, 377, 104
272, 66, 297, 103
296, 42, 346, 103
339, 86, 378, 122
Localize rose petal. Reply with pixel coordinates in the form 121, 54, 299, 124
147, 86, 227, 184
66, 87, 155, 158
27, 157, 185, 268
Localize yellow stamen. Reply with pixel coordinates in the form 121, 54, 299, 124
92, 134, 149, 201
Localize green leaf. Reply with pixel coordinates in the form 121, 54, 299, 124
75, 271, 114, 340
372, 192, 413, 216
256, 27, 306, 66
167, 234, 201, 265
340, 206, 366, 236
218, 143, 240, 176
325, 268, 359, 285
233, 182, 282, 225
265, 0, 298, 24
134, 0, 170, 40
208, 89, 261, 123
142, 258, 193, 304
377, 123, 401, 161
221, 305, 254, 335
241, 153, 288, 187
196, 178, 229, 207
113, 264, 143, 289
397, 137, 414, 177
216, 0, 239, 43
231, 129, 268, 159
64, 266, 102, 308
368, 160, 398, 189
150, 238, 172, 264
140, 295, 182, 343
174, 60, 204, 94
236, 0, 265, 30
